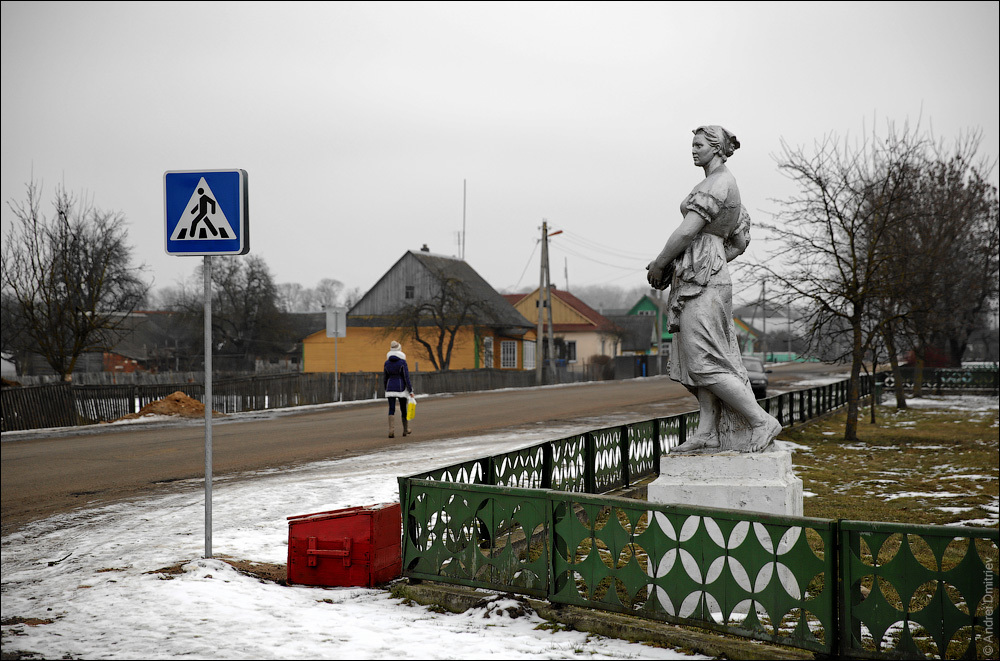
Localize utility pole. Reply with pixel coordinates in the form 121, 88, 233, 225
787, 301, 792, 360
535, 220, 561, 384
536, 222, 547, 385
761, 278, 767, 363
461, 179, 467, 260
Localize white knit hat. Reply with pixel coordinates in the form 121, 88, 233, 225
390, 341, 401, 351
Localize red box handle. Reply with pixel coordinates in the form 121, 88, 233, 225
306, 536, 352, 568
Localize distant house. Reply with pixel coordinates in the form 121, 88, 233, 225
503, 287, 622, 368
602, 314, 658, 356
302, 251, 536, 373
623, 294, 671, 354
14, 311, 184, 378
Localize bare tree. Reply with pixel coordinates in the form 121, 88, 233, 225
198, 255, 289, 370
905, 138, 998, 368
312, 278, 344, 310
864, 132, 998, 400
2, 181, 148, 380
342, 286, 363, 309
759, 121, 928, 440
275, 282, 306, 313
384, 266, 495, 371
276, 278, 344, 313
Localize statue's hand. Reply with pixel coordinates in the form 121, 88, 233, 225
646, 260, 673, 290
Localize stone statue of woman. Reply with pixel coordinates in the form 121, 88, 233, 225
647, 125, 781, 453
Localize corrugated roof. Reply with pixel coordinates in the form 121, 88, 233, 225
350, 251, 532, 330
409, 252, 533, 329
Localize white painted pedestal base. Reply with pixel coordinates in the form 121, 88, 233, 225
647, 450, 804, 517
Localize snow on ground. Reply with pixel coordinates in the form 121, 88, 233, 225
3, 389, 995, 659
1, 410, 703, 660
905, 395, 1000, 412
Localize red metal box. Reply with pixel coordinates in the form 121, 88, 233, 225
287, 502, 402, 588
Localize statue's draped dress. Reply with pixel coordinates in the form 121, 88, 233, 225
667, 165, 753, 449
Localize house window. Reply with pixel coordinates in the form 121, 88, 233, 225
523, 340, 536, 370
482, 337, 494, 368
405, 285, 415, 300
637, 310, 655, 316
500, 340, 517, 369
566, 340, 577, 363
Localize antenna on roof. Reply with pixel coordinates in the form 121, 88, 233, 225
461, 179, 467, 260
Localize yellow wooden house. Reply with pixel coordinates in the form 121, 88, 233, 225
503, 287, 622, 368
302, 250, 536, 373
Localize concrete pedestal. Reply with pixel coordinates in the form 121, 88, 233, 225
647, 450, 803, 517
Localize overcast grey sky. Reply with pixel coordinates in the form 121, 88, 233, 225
2, 1, 998, 305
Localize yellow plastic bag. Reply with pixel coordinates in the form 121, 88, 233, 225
406, 395, 416, 421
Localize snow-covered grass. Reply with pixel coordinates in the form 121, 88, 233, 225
1, 416, 703, 660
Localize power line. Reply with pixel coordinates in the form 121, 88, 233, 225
513, 239, 540, 291
559, 231, 650, 261
552, 243, 637, 271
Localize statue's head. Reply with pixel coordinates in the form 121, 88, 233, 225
693, 125, 740, 162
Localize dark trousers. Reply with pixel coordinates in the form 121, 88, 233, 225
387, 397, 407, 416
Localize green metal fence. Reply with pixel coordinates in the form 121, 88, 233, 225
840, 520, 998, 659
548, 490, 838, 653
398, 376, 999, 658
882, 367, 1000, 393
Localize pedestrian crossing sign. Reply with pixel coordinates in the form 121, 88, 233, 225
164, 169, 249, 255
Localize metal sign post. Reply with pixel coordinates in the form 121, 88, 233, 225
164, 169, 248, 560
326, 308, 347, 401
203, 255, 213, 558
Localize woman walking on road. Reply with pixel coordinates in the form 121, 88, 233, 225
383, 340, 413, 438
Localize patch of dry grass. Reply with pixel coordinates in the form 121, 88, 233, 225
782, 399, 999, 527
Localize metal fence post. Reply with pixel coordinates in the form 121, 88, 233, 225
542, 443, 553, 490
584, 432, 596, 494
484, 456, 496, 486
620, 425, 630, 488
827, 518, 844, 659
652, 418, 661, 473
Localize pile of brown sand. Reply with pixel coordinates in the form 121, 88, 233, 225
112, 391, 225, 422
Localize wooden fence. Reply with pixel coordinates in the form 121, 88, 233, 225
0, 382, 78, 431
1, 369, 585, 432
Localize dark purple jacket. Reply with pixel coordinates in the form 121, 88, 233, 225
383, 352, 412, 397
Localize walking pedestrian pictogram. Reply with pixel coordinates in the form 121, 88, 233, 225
164, 169, 249, 256
169, 178, 236, 241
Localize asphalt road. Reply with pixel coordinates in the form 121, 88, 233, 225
1, 362, 846, 535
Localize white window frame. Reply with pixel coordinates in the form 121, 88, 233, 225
500, 340, 517, 369
522, 340, 536, 370
565, 340, 577, 363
